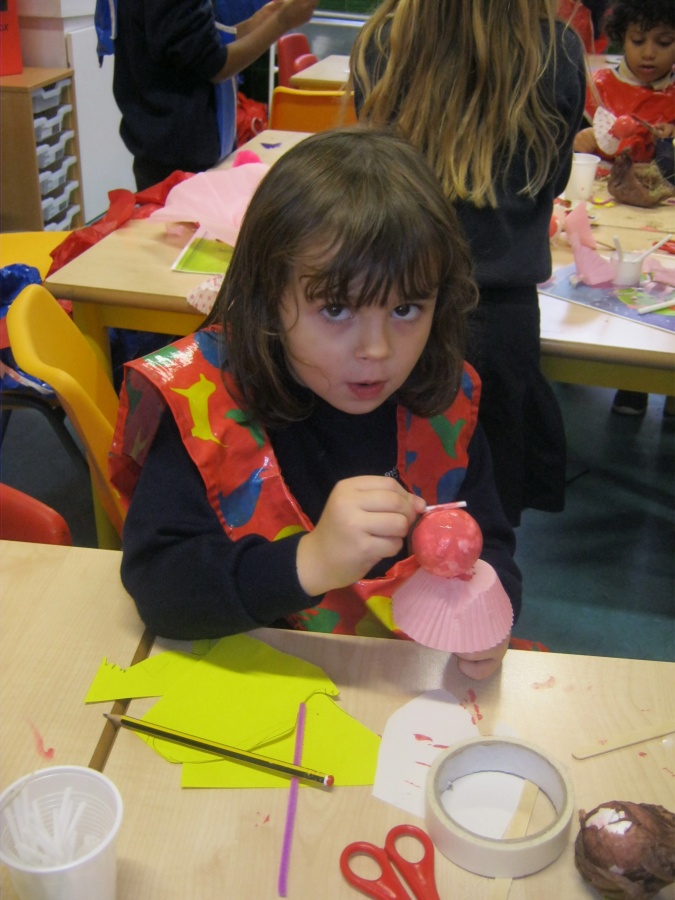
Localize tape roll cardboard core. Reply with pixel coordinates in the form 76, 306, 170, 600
425, 737, 574, 878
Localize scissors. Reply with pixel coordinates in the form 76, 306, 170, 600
339, 823, 441, 900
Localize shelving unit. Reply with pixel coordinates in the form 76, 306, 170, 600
1, 67, 84, 231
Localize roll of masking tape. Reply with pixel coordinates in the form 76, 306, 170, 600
425, 736, 574, 879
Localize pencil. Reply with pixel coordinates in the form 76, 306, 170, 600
104, 713, 334, 787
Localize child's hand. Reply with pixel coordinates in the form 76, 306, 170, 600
654, 123, 675, 139
277, 0, 318, 31
296, 476, 426, 597
573, 127, 600, 154
455, 634, 510, 680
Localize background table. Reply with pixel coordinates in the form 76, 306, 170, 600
45, 130, 675, 394
289, 54, 350, 90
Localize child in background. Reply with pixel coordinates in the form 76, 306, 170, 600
350, 0, 586, 527
574, 0, 675, 416
110, 128, 522, 680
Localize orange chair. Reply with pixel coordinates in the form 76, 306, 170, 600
292, 53, 318, 75
269, 87, 358, 133
0, 483, 72, 545
277, 32, 312, 87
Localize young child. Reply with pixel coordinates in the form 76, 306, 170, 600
574, 0, 675, 416
110, 128, 522, 680
350, 0, 586, 527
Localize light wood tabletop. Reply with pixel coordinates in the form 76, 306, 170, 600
96, 631, 675, 898
289, 54, 351, 91
1, 543, 673, 898
44, 129, 675, 395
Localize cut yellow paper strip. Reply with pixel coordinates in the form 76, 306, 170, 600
180, 692, 380, 788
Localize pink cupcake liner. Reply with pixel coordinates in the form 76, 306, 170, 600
392, 559, 513, 653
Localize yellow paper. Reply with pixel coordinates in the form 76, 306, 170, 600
180, 692, 380, 788
84, 640, 215, 703
134, 634, 339, 762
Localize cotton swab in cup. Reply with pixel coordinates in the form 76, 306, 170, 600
613, 235, 623, 260
634, 233, 673, 263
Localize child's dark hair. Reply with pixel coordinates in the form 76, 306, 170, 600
605, 0, 675, 45
211, 127, 478, 429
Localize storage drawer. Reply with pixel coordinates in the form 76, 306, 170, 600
33, 105, 72, 142
31, 78, 71, 114
38, 156, 77, 196
41, 180, 78, 223
44, 203, 81, 231
36, 130, 74, 169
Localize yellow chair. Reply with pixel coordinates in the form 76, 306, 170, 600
0, 231, 71, 279
269, 87, 358, 133
6, 283, 124, 549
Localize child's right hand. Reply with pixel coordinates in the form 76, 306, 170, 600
573, 127, 600, 154
277, 0, 318, 32
296, 476, 426, 597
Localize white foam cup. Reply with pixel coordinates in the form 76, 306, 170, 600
0, 766, 123, 900
611, 252, 643, 286
563, 153, 600, 202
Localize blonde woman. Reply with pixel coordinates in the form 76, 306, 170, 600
351, 0, 586, 527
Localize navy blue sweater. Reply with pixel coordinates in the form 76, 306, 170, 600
113, 0, 229, 171
121, 396, 522, 640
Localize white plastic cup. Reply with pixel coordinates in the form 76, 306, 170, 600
563, 153, 600, 202
611, 252, 643, 286
0, 766, 123, 900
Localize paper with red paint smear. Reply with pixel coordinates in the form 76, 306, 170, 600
373, 689, 523, 829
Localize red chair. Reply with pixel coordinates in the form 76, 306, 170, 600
277, 33, 312, 87
292, 53, 318, 76
0, 483, 72, 545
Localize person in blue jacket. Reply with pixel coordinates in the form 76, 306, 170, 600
111, 0, 316, 190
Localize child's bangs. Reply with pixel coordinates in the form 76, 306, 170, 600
300, 212, 449, 309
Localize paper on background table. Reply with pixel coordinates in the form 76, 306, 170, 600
373, 689, 523, 834
181, 692, 380, 788
539, 262, 675, 334
171, 225, 234, 275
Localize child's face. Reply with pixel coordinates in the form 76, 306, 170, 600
279, 267, 437, 415
623, 22, 675, 85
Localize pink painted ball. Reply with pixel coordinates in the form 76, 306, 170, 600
412, 508, 483, 577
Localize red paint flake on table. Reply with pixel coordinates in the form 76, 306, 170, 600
414, 734, 433, 742
532, 676, 556, 690
664, 768, 675, 778
638, 752, 648, 758
29, 722, 54, 759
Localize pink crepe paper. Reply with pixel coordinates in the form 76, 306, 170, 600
647, 260, 675, 287
568, 233, 616, 285
149, 164, 269, 245
565, 202, 597, 249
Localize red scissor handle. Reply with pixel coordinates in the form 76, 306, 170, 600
384, 824, 441, 900
340, 841, 410, 900
340, 825, 440, 900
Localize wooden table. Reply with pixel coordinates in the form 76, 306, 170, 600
0, 541, 151, 897
1, 542, 674, 898
289, 54, 351, 90
44, 130, 675, 394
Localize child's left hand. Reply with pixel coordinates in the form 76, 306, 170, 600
455, 634, 510, 680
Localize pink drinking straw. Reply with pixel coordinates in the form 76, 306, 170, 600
277, 702, 307, 897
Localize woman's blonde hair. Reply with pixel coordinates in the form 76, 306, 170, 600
351, 0, 568, 208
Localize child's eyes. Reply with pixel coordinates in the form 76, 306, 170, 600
392, 303, 423, 321
320, 304, 352, 321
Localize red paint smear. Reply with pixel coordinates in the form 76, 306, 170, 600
432, 744, 449, 750
29, 722, 54, 759
403, 780, 421, 788
532, 676, 556, 690
263, 814, 270, 824
638, 752, 647, 758
599, 739, 608, 745
473, 704, 483, 721
415, 761, 432, 767
663, 768, 675, 778
413, 733, 433, 742
466, 689, 477, 702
